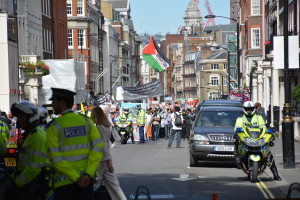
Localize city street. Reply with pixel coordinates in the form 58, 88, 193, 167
110, 137, 300, 200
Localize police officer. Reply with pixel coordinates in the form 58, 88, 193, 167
10, 100, 50, 199
136, 104, 145, 143
235, 101, 281, 181
46, 88, 103, 199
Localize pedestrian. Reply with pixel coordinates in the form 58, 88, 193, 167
91, 107, 127, 200
136, 104, 146, 143
181, 109, 187, 140
255, 102, 267, 123
10, 100, 51, 199
100, 105, 115, 148
162, 109, 171, 139
167, 106, 183, 148
145, 108, 153, 141
184, 108, 194, 140
151, 109, 161, 141
46, 88, 103, 200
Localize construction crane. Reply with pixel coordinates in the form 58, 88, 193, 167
194, 0, 216, 28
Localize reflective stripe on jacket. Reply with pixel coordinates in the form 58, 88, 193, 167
46, 111, 103, 188
15, 126, 50, 188
136, 109, 145, 125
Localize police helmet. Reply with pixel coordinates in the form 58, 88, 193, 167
11, 100, 39, 123
38, 106, 48, 122
123, 107, 129, 113
243, 101, 256, 116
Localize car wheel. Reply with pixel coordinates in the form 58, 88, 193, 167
189, 154, 198, 167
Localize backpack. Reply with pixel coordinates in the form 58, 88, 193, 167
174, 113, 182, 127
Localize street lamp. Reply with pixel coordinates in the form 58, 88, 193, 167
110, 60, 117, 95
282, 0, 295, 169
204, 15, 240, 89
79, 32, 97, 54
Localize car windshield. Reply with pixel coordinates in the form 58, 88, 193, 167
195, 110, 242, 127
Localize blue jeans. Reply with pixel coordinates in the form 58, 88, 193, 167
152, 124, 160, 140
164, 125, 169, 138
139, 126, 145, 143
168, 129, 182, 148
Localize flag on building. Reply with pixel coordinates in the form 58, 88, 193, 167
142, 36, 170, 72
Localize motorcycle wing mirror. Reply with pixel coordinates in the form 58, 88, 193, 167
236, 128, 243, 133
266, 128, 273, 133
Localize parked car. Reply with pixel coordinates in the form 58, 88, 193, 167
195, 100, 243, 114
189, 106, 243, 167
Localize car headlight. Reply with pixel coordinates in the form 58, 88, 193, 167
193, 134, 208, 141
244, 138, 265, 147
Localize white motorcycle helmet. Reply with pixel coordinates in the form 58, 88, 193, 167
11, 100, 39, 124
243, 101, 256, 116
38, 106, 48, 123
123, 107, 129, 114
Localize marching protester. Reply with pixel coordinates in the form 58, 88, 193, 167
151, 109, 161, 141
145, 108, 153, 141
162, 109, 171, 139
167, 106, 183, 149
46, 88, 103, 199
91, 106, 127, 200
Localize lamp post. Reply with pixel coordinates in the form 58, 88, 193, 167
79, 32, 97, 55
282, 0, 295, 169
204, 15, 240, 89
110, 60, 117, 95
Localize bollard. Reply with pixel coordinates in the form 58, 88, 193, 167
212, 193, 218, 200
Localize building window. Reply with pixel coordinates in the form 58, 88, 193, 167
77, 0, 83, 15
211, 76, 219, 86
209, 92, 219, 100
251, 0, 260, 15
78, 29, 85, 48
67, 0, 72, 15
223, 64, 228, 70
68, 29, 73, 47
251, 28, 260, 48
211, 64, 219, 70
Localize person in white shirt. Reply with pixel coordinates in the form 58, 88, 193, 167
167, 106, 183, 148
145, 109, 153, 141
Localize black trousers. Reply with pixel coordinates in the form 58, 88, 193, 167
54, 183, 93, 200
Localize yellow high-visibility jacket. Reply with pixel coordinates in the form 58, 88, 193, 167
235, 114, 266, 131
0, 120, 10, 142
46, 110, 103, 188
14, 126, 50, 188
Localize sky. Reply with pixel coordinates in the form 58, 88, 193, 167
130, 0, 230, 35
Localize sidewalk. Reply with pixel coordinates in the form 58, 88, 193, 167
268, 136, 300, 198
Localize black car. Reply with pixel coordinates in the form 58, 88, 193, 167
189, 106, 243, 166
195, 99, 243, 114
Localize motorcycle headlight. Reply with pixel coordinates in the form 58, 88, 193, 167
193, 134, 208, 141
244, 138, 265, 147
119, 124, 128, 128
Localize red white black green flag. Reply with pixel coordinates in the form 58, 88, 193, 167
142, 36, 170, 72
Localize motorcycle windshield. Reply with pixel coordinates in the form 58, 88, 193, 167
247, 128, 263, 139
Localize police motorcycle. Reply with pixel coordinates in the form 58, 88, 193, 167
234, 127, 275, 182
114, 118, 133, 144
0, 129, 19, 174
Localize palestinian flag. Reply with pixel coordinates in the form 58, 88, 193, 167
142, 36, 170, 72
